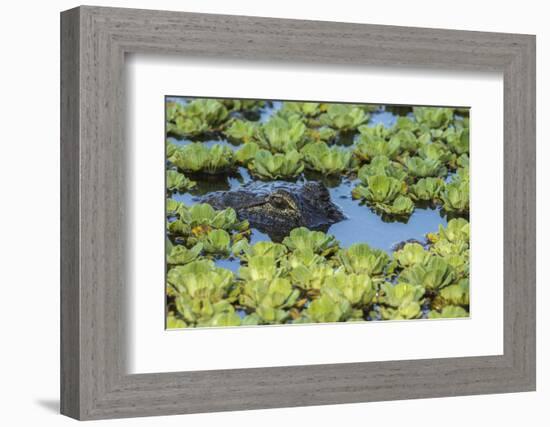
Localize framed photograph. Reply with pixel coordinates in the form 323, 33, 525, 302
61, 6, 536, 420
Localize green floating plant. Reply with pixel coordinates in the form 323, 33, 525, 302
168, 203, 249, 238
166, 312, 188, 329
354, 136, 401, 162
417, 143, 455, 164
166, 241, 203, 265
239, 255, 283, 282
167, 99, 229, 138
409, 177, 445, 202
300, 142, 352, 175
289, 263, 339, 293
322, 272, 376, 307
358, 123, 393, 141
279, 101, 321, 118
301, 292, 354, 323
399, 256, 456, 291
256, 115, 308, 152
393, 243, 431, 269
167, 260, 239, 326
441, 174, 469, 214
352, 175, 414, 217
220, 99, 266, 113
431, 218, 470, 245
201, 229, 232, 255
357, 156, 407, 181
428, 305, 469, 319
166, 198, 186, 217
234, 142, 260, 165
336, 243, 389, 276
169, 143, 235, 174
389, 129, 420, 154
282, 227, 339, 256
443, 127, 470, 156
281, 248, 326, 272
379, 282, 425, 320
248, 149, 304, 179
232, 240, 288, 261
223, 119, 259, 143
166, 169, 196, 192
200, 311, 243, 327
319, 104, 369, 131
166, 140, 178, 158
412, 107, 454, 130
239, 277, 300, 324
353, 175, 402, 204
437, 278, 470, 307
405, 156, 447, 178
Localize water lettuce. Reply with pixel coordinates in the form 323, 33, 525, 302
444, 127, 470, 155
337, 243, 390, 276
248, 149, 304, 179
413, 107, 454, 129
352, 175, 402, 204
167, 99, 229, 138
257, 115, 307, 152
168, 203, 249, 239
289, 263, 338, 292
319, 104, 368, 131
202, 229, 232, 255
393, 243, 431, 268
409, 177, 445, 202
239, 278, 300, 324
301, 293, 354, 323
390, 130, 419, 153
379, 282, 425, 320
166, 169, 196, 192
167, 260, 238, 326
233, 240, 288, 261
279, 102, 321, 117
417, 143, 454, 164
282, 227, 339, 256
357, 156, 407, 181
405, 156, 446, 178
399, 256, 455, 291
166, 242, 203, 265
169, 143, 235, 174
239, 255, 283, 282
234, 142, 260, 165
441, 179, 469, 214
224, 119, 259, 143
437, 278, 469, 306
428, 305, 469, 319
322, 272, 376, 307
354, 136, 401, 161
300, 142, 352, 175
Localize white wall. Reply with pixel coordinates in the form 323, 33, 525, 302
0, 0, 546, 425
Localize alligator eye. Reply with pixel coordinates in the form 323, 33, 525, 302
270, 197, 289, 210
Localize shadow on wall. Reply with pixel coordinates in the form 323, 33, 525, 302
35, 399, 59, 414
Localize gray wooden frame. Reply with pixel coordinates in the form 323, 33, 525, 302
60, 5, 536, 421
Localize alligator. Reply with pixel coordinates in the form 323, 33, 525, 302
202, 181, 345, 240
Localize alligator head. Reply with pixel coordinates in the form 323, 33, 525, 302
202, 181, 345, 240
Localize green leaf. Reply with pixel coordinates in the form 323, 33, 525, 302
169, 143, 235, 174
249, 149, 304, 179
428, 305, 469, 319
337, 243, 390, 276
166, 169, 196, 192
282, 227, 339, 255
300, 142, 351, 175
